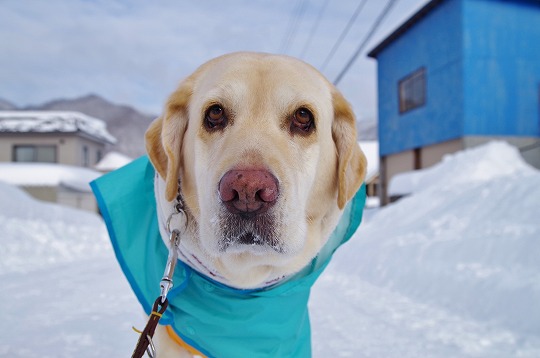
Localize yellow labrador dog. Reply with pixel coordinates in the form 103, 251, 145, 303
144, 52, 366, 356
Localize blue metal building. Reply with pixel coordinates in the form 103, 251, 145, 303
368, 0, 540, 203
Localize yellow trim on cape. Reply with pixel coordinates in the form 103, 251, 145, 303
166, 325, 207, 357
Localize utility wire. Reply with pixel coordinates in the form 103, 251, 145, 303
320, 0, 369, 71
279, 0, 301, 53
333, 0, 398, 85
299, 0, 330, 60
279, 0, 310, 54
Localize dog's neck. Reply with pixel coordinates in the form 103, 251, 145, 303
154, 174, 287, 289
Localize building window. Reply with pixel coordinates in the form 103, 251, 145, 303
13, 145, 57, 163
82, 146, 89, 167
96, 149, 102, 164
399, 68, 426, 113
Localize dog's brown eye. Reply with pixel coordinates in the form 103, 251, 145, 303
205, 104, 227, 130
291, 107, 314, 133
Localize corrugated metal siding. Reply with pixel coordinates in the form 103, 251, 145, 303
377, 0, 464, 156
463, 0, 540, 136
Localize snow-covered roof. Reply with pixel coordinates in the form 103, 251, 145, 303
94, 151, 133, 172
0, 111, 116, 144
0, 162, 103, 193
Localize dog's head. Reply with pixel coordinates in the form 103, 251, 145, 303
146, 52, 366, 288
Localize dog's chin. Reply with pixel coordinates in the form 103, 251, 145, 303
220, 232, 286, 255
213, 210, 288, 253
196, 208, 308, 288
215, 242, 297, 289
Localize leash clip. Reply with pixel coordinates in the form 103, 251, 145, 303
160, 229, 181, 303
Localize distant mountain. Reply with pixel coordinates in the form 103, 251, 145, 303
0, 94, 156, 158
0, 94, 378, 156
0, 98, 17, 110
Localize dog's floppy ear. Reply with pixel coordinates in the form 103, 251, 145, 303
145, 81, 193, 201
332, 89, 367, 209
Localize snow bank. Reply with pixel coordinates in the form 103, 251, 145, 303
0, 162, 101, 192
389, 141, 535, 196
0, 181, 109, 274
312, 141, 540, 356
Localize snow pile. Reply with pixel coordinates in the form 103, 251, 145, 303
312, 141, 540, 357
0, 162, 102, 192
0, 181, 109, 274
95, 151, 133, 172
389, 141, 534, 196
0, 111, 116, 144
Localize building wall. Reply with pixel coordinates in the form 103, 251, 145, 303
22, 186, 57, 203
0, 133, 105, 167
421, 138, 463, 167
58, 187, 98, 212
377, 0, 464, 156
21, 185, 98, 212
463, 0, 540, 137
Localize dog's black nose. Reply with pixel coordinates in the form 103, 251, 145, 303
218, 169, 279, 216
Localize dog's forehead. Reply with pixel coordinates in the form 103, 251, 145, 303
192, 54, 332, 108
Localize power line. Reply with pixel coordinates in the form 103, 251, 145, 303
333, 0, 399, 85
279, 0, 310, 55
299, 0, 330, 60
320, 0, 369, 71
279, 0, 301, 53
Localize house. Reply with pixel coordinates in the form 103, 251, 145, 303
0, 111, 116, 211
367, 0, 540, 204
0, 111, 115, 166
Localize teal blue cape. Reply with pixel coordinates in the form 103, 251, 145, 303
91, 156, 365, 357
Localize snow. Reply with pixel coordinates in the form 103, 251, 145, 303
0, 181, 110, 275
388, 141, 533, 196
94, 151, 133, 172
0, 111, 116, 144
359, 141, 379, 182
0, 162, 102, 192
1, 141, 539, 357
0, 181, 141, 356
311, 141, 540, 357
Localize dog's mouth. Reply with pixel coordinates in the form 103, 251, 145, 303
217, 212, 285, 253
237, 232, 262, 246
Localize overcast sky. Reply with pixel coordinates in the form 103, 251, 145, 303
0, 0, 428, 120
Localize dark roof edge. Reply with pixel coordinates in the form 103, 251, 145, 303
368, 0, 445, 58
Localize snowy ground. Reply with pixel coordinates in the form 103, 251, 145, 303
1, 141, 539, 357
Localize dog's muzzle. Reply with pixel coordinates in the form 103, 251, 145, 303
217, 169, 283, 252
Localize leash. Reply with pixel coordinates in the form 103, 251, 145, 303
131, 296, 169, 358
132, 182, 186, 358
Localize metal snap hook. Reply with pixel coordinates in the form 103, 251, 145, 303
166, 209, 187, 235
146, 334, 156, 358
160, 230, 181, 303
